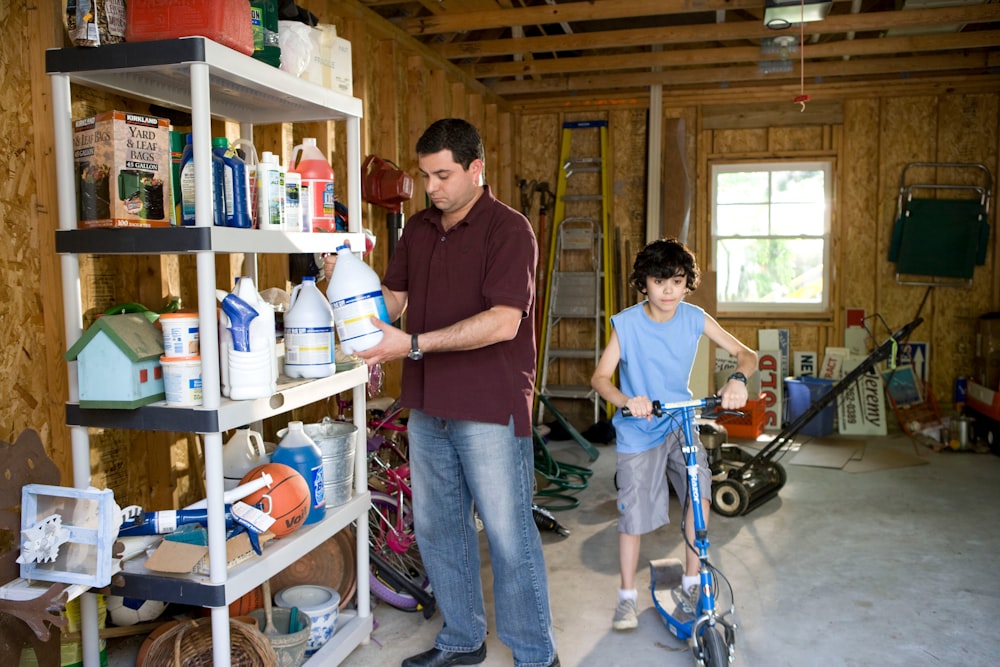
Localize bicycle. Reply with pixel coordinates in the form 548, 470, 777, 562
363, 398, 436, 618
623, 396, 737, 667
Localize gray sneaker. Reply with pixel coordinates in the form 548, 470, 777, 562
612, 597, 638, 631
672, 583, 699, 615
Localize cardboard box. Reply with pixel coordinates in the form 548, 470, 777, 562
302, 26, 353, 96
144, 531, 274, 575
73, 111, 172, 228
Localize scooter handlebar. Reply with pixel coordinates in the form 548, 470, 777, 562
620, 395, 722, 418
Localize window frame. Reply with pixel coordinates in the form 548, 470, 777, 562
710, 159, 834, 315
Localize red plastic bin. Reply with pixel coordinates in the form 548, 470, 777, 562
716, 395, 766, 439
126, 0, 254, 56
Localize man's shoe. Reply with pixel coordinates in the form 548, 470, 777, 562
401, 643, 487, 667
547, 657, 561, 667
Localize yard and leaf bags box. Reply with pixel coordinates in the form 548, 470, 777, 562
73, 111, 172, 228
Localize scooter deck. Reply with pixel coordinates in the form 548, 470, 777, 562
649, 557, 695, 623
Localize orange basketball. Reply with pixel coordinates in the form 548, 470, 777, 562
229, 585, 263, 616
239, 463, 310, 537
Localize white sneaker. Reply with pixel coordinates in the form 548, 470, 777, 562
672, 583, 699, 615
612, 598, 638, 631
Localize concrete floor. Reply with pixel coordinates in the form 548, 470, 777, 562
104, 430, 1000, 666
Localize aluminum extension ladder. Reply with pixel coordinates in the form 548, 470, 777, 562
536, 120, 612, 426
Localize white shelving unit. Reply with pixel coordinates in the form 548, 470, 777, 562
46, 37, 371, 667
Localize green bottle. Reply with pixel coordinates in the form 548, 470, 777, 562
250, 0, 281, 68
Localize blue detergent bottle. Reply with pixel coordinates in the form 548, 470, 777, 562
272, 421, 325, 524
212, 137, 251, 228
180, 133, 225, 226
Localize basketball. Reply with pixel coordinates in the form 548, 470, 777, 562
240, 463, 310, 537
229, 585, 264, 616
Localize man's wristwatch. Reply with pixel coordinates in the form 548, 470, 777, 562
728, 371, 747, 384
408, 334, 423, 360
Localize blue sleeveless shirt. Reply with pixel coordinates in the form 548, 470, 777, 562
610, 300, 705, 454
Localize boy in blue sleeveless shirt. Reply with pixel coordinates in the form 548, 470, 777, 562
591, 238, 757, 631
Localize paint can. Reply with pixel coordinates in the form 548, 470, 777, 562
160, 355, 203, 406
159, 311, 200, 358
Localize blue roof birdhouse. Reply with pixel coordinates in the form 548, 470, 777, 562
64, 313, 165, 408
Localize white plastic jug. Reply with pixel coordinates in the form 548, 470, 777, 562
219, 276, 278, 400
222, 427, 269, 491
327, 243, 391, 354
284, 276, 336, 378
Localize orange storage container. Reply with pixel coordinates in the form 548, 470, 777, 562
716, 396, 766, 439
126, 0, 254, 56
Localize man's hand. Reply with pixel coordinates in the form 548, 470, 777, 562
354, 319, 410, 365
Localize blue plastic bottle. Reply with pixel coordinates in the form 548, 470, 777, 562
180, 133, 225, 226
212, 137, 251, 228
272, 421, 325, 524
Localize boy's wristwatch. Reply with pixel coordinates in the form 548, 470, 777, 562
728, 371, 747, 384
408, 334, 423, 360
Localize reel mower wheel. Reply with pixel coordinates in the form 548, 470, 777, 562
712, 478, 750, 517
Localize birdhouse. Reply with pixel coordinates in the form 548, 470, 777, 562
64, 313, 165, 408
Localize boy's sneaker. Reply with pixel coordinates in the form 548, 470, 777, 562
672, 583, 699, 615
612, 598, 638, 631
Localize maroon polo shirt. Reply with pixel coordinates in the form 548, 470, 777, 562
383, 185, 538, 437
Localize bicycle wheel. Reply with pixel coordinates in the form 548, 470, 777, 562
698, 625, 729, 667
368, 490, 431, 611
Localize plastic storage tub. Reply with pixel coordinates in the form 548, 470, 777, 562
785, 376, 836, 437
126, 0, 254, 56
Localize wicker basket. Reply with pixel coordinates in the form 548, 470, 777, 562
142, 617, 278, 667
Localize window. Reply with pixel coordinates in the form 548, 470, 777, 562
711, 160, 832, 314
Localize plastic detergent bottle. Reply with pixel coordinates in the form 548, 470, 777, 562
284, 171, 302, 231
256, 151, 285, 230
327, 243, 391, 354
284, 276, 336, 378
289, 138, 335, 232
179, 133, 225, 226
250, 0, 281, 68
212, 137, 251, 228
272, 421, 325, 524
218, 276, 278, 400
222, 427, 269, 491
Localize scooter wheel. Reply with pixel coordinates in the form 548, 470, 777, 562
712, 479, 749, 517
698, 626, 729, 667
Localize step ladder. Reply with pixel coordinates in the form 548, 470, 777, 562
536, 120, 612, 426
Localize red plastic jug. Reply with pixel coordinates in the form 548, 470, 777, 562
289, 138, 336, 232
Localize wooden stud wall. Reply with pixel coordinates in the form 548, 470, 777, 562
7, 0, 1000, 512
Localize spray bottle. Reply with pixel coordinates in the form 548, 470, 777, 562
218, 277, 277, 400
327, 243, 391, 354
289, 138, 335, 232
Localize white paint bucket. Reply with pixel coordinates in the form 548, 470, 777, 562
161, 355, 203, 406
159, 312, 200, 358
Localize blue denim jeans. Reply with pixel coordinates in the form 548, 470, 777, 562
407, 410, 557, 667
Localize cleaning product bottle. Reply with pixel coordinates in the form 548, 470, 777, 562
272, 421, 325, 524
212, 136, 251, 228
179, 133, 225, 226
284, 170, 302, 232
289, 138, 335, 232
256, 151, 285, 231
250, 0, 281, 68
218, 276, 278, 400
284, 276, 336, 378
327, 243, 391, 354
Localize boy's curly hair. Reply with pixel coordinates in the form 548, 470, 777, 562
629, 238, 701, 293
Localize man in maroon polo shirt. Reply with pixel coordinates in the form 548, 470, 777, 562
334, 119, 559, 667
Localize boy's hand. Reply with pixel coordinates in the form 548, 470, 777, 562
623, 395, 654, 420
718, 378, 749, 411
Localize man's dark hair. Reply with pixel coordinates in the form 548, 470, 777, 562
416, 118, 485, 169
630, 238, 701, 293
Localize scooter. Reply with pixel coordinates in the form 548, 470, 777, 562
625, 396, 737, 667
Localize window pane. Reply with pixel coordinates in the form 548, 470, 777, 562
716, 203, 769, 235
772, 170, 826, 203
716, 172, 769, 204
716, 238, 824, 304
771, 202, 826, 235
